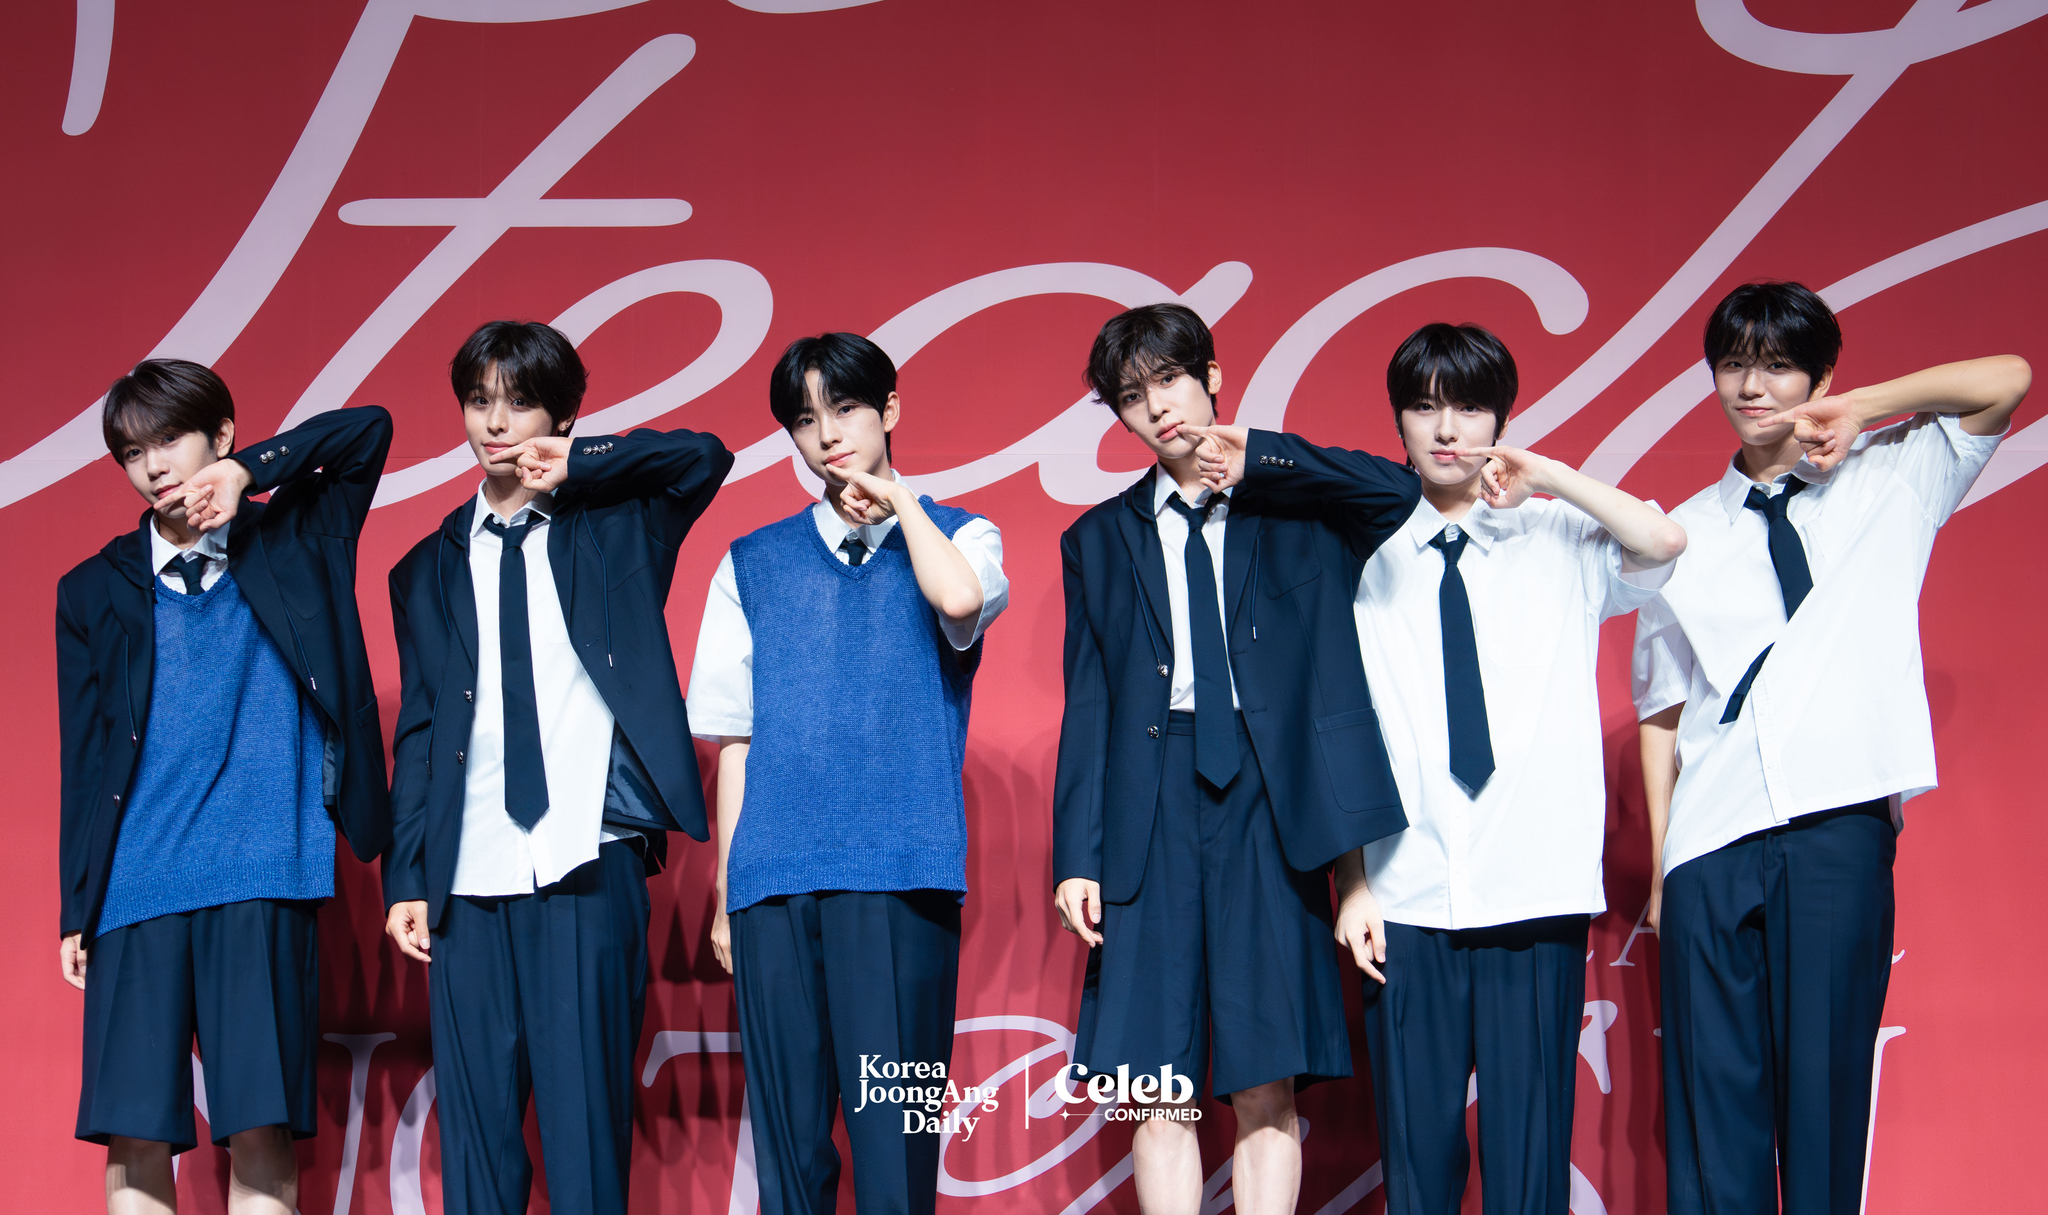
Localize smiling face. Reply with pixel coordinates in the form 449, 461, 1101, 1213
117, 423, 234, 518
463, 363, 571, 478
1397, 389, 1502, 490
1713, 350, 1831, 448
787, 368, 898, 486
1112, 361, 1222, 461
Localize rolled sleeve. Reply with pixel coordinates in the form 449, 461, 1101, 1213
686, 551, 755, 739
938, 517, 1009, 651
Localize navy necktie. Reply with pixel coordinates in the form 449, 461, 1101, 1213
172, 552, 208, 596
1720, 478, 1812, 724
1429, 525, 1495, 794
484, 514, 550, 829
839, 532, 868, 567
1164, 494, 1240, 790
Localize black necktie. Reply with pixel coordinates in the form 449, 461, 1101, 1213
483, 515, 550, 829
839, 532, 868, 567
171, 552, 208, 596
1164, 494, 1240, 790
1429, 526, 1495, 793
1720, 478, 1812, 724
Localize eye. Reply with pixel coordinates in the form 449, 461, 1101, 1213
793, 416, 812, 428
838, 403, 856, 415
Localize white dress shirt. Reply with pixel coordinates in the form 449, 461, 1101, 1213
148, 519, 229, 592
1357, 497, 1669, 929
1151, 465, 1239, 712
1633, 413, 2002, 877
452, 487, 621, 896
688, 476, 1009, 739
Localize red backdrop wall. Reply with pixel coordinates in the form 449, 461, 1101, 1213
3, 2, 2044, 1211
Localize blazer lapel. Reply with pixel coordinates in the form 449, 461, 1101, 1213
440, 501, 480, 669
104, 523, 155, 738
1223, 501, 1262, 629
1114, 474, 1172, 649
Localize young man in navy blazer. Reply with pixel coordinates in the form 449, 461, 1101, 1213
381, 321, 732, 1215
57, 359, 393, 1214
1053, 303, 1416, 1215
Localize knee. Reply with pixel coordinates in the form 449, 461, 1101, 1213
226, 1125, 298, 1178
106, 1136, 171, 1167
1227, 1079, 1297, 1130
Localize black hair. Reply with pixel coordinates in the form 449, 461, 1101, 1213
1386, 322, 1517, 438
103, 359, 235, 456
1086, 303, 1217, 410
1703, 281, 1841, 383
768, 333, 897, 455
449, 320, 587, 431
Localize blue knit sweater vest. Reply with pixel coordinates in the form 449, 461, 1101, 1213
725, 500, 984, 911
97, 571, 333, 934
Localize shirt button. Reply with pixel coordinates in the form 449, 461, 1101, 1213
1157, 664, 1169, 677
1147, 725, 1161, 739
456, 751, 466, 764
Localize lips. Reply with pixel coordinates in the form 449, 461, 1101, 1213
155, 484, 181, 499
1158, 424, 1181, 442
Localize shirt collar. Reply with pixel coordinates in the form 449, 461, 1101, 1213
147, 518, 230, 576
1399, 496, 1497, 554
1714, 452, 1831, 523
470, 485, 555, 536
1150, 464, 1230, 517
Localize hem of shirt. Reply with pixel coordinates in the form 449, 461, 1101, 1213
93, 885, 334, 937
727, 863, 969, 913
1661, 775, 1929, 876
1382, 898, 1607, 932
689, 723, 751, 743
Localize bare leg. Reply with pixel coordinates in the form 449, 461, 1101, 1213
106, 1137, 176, 1215
1132, 1107, 1202, 1215
1228, 1079, 1301, 1215
224, 1126, 297, 1215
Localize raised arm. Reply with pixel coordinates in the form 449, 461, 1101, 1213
1185, 424, 1421, 555
1453, 444, 1687, 567
838, 470, 985, 626
1764, 354, 2032, 467
178, 405, 395, 534
521, 427, 736, 546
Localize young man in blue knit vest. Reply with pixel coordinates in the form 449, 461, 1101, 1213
688, 332, 1008, 1215
382, 321, 732, 1215
1054, 304, 1417, 1215
56, 360, 393, 1215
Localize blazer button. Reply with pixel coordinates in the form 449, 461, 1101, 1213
456, 750, 466, 764
463, 689, 473, 702
278, 446, 289, 456
1147, 725, 1161, 739
1157, 664, 1169, 677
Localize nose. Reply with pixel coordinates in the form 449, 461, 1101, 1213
1434, 409, 1458, 443
484, 401, 511, 434
817, 411, 843, 447
1740, 367, 1765, 399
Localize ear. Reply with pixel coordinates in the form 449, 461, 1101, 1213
1204, 361, 1223, 400
881, 391, 901, 434
214, 418, 236, 458
556, 414, 576, 435
1807, 366, 1835, 401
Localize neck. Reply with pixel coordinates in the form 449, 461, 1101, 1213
153, 513, 201, 551
1419, 472, 1483, 523
1734, 435, 1806, 485
1159, 453, 1207, 499
480, 472, 540, 520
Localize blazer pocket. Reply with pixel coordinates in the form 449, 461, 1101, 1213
1313, 706, 1396, 812
1261, 524, 1322, 597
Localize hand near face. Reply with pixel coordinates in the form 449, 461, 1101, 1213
1757, 392, 1862, 471
1179, 423, 1248, 490
838, 468, 907, 524
164, 459, 254, 531
1448, 444, 1548, 509
505, 436, 572, 492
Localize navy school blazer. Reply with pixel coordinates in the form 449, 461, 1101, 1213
55, 405, 396, 941
1053, 429, 1421, 904
381, 427, 733, 928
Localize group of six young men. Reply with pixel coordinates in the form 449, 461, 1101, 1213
56, 282, 2027, 1215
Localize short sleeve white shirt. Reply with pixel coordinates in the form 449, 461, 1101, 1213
1632, 413, 2003, 876
1358, 497, 1668, 929
687, 475, 1009, 739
